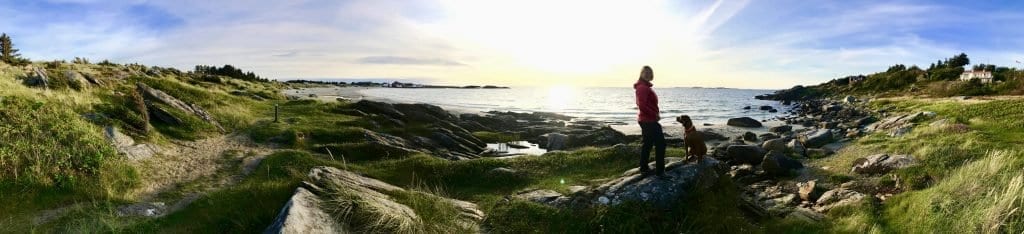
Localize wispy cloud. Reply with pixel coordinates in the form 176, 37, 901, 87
2, 0, 1024, 88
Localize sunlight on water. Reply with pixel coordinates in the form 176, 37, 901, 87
546, 86, 576, 111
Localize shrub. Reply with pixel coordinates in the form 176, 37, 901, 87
0, 96, 118, 190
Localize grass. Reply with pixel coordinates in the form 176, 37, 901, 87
0, 64, 141, 232
472, 131, 519, 142
779, 97, 1024, 233
0, 61, 282, 232
120, 150, 345, 233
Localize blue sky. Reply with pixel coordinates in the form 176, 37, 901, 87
1, 0, 1023, 88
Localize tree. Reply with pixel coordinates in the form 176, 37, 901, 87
948, 53, 970, 67
0, 33, 23, 64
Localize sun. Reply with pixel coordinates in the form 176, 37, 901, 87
546, 85, 577, 111
431, 0, 683, 74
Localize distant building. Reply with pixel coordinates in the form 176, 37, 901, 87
848, 75, 866, 86
960, 70, 993, 83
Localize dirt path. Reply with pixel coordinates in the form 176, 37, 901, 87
131, 134, 273, 200
34, 134, 275, 224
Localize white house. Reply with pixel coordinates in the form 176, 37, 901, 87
960, 70, 993, 83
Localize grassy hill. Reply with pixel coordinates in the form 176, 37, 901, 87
761, 54, 1024, 100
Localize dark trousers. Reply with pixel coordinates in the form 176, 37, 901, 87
639, 122, 666, 174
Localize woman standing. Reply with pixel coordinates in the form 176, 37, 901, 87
634, 66, 667, 178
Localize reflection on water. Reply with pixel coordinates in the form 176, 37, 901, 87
486, 141, 547, 157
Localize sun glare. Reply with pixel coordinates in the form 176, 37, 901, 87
434, 0, 685, 74
546, 85, 577, 110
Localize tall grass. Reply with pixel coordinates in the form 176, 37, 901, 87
801, 98, 1024, 233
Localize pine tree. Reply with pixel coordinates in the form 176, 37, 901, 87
0, 33, 22, 64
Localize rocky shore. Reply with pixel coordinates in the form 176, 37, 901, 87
328, 92, 940, 224
708, 95, 935, 220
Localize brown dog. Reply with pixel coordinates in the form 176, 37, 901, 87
676, 115, 707, 163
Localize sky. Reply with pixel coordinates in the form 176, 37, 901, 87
2, 0, 1024, 88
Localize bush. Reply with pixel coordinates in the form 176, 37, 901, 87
0, 96, 119, 190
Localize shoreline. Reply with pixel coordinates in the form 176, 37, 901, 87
284, 86, 795, 138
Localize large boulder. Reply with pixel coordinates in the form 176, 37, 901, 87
566, 127, 626, 148
64, 71, 90, 90
264, 187, 347, 234
726, 145, 765, 165
699, 129, 729, 141
136, 83, 224, 132
266, 166, 484, 233
103, 126, 160, 160
23, 67, 50, 89
761, 139, 788, 153
797, 180, 822, 202
851, 154, 918, 174
727, 117, 763, 128
546, 133, 568, 150
743, 132, 758, 142
769, 125, 793, 133
591, 158, 725, 207
787, 139, 806, 156
761, 151, 803, 176
800, 129, 834, 148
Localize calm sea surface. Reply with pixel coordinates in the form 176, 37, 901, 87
358, 87, 786, 129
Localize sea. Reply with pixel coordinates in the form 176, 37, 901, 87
356, 86, 787, 135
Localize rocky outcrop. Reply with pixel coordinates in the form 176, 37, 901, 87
797, 180, 821, 202
799, 129, 833, 148
566, 127, 626, 149
851, 154, 918, 174
787, 139, 806, 156
136, 82, 224, 132
699, 129, 729, 141
267, 166, 484, 233
760, 151, 803, 176
726, 145, 765, 165
24, 67, 50, 89
869, 112, 936, 137
546, 133, 568, 151
516, 158, 726, 208
769, 125, 793, 133
363, 129, 425, 156
64, 71, 90, 90
353, 100, 405, 120
813, 188, 865, 212
591, 158, 724, 207
761, 139, 788, 153
103, 126, 160, 160
264, 187, 346, 234
727, 117, 763, 128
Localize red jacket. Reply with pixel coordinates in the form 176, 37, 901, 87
634, 79, 660, 123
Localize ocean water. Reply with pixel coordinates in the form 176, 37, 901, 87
357, 86, 786, 132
